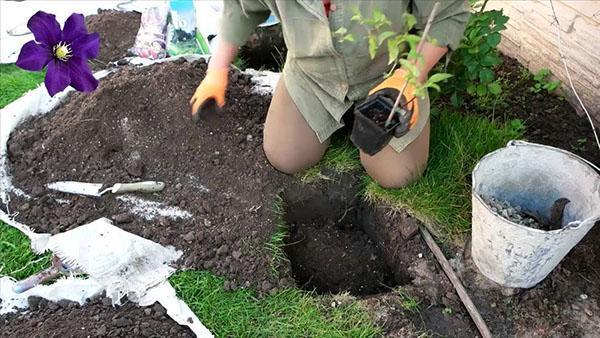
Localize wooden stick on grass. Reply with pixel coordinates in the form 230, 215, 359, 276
420, 226, 492, 338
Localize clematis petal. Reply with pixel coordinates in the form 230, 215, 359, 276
27, 11, 61, 46
62, 13, 87, 43
67, 56, 98, 92
71, 32, 100, 59
16, 40, 52, 71
45, 60, 71, 96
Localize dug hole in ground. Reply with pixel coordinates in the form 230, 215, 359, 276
1, 8, 600, 338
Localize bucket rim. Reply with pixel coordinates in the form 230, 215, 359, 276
472, 140, 600, 190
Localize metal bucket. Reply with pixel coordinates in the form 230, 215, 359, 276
471, 141, 600, 288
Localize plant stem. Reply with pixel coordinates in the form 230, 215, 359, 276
479, 0, 490, 13
385, 2, 440, 128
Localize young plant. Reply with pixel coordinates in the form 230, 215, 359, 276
530, 68, 562, 93
335, 7, 452, 100
442, 1, 509, 107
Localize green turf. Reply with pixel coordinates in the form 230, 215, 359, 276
364, 110, 523, 238
0, 222, 50, 280
170, 271, 380, 337
0, 64, 45, 109
265, 194, 290, 277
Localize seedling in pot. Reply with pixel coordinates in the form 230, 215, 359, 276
338, 3, 452, 155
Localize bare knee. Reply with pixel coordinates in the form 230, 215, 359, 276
367, 165, 426, 189
360, 147, 429, 189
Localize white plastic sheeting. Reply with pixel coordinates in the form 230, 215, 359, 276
471, 141, 600, 288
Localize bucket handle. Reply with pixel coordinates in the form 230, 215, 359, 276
507, 140, 600, 173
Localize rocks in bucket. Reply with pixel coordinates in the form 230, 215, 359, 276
482, 195, 542, 228
481, 195, 570, 231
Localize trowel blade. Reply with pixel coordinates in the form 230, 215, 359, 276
47, 181, 104, 197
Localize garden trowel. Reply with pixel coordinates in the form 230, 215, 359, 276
47, 181, 165, 197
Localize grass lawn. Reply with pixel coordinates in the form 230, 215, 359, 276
0, 64, 45, 109
0, 63, 522, 335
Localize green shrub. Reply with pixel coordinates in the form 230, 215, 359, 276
442, 3, 509, 107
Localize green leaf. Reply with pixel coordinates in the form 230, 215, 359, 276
403, 13, 417, 30
334, 27, 347, 35
368, 37, 377, 59
487, 82, 502, 95
404, 34, 421, 48
387, 40, 400, 65
468, 27, 481, 40
544, 80, 561, 92
427, 83, 441, 92
491, 24, 507, 33
351, 7, 362, 21
450, 92, 462, 107
341, 34, 355, 43
476, 83, 488, 96
479, 68, 495, 84
534, 68, 550, 82
467, 83, 477, 95
480, 54, 501, 66
486, 33, 501, 47
427, 73, 453, 84
479, 43, 491, 54
377, 31, 396, 46
399, 59, 420, 79
495, 13, 509, 26
467, 63, 480, 77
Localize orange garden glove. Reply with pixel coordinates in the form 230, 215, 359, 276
189, 68, 229, 121
368, 68, 419, 131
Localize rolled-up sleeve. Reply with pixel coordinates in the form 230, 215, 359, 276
220, 0, 271, 46
412, 0, 470, 50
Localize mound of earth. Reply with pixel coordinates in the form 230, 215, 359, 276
5, 58, 291, 293
0, 296, 193, 337
85, 9, 141, 70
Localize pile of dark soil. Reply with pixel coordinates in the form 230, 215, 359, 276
85, 9, 141, 70
5, 58, 291, 294
0, 296, 193, 337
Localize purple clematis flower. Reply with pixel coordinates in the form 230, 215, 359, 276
16, 11, 100, 96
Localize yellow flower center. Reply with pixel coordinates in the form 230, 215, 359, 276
53, 42, 72, 62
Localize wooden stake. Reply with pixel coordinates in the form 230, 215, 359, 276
420, 226, 492, 338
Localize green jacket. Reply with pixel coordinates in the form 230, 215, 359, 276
220, 0, 469, 142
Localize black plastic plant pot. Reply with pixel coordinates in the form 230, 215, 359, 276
350, 108, 393, 156
350, 89, 407, 156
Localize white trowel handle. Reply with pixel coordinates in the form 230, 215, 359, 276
111, 181, 165, 194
